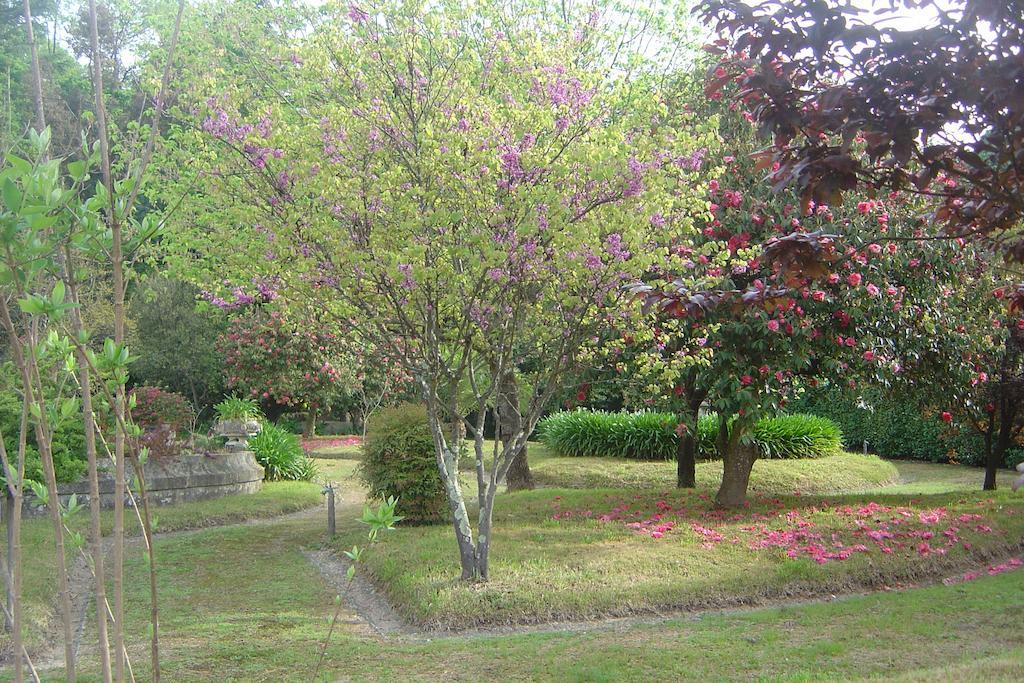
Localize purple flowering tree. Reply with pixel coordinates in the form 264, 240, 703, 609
158, 0, 713, 580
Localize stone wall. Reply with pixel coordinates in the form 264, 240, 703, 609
24, 451, 265, 513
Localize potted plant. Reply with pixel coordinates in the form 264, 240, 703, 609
213, 396, 263, 449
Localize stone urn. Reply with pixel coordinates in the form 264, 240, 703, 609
213, 418, 262, 450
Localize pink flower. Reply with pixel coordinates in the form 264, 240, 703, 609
866, 283, 880, 296
847, 273, 862, 287
811, 290, 826, 302
740, 375, 753, 386
862, 350, 875, 361
766, 319, 780, 332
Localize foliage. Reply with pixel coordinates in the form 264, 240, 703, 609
359, 404, 449, 524
247, 421, 318, 481
129, 385, 194, 432
538, 410, 841, 460
697, 0, 1024, 259
213, 396, 260, 421
129, 276, 227, 414
0, 384, 86, 484
788, 386, 1022, 468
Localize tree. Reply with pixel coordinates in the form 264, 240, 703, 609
695, 0, 1024, 490
217, 305, 359, 432
157, 0, 711, 579
696, 0, 1024, 255
129, 276, 226, 415
631, 101, 983, 505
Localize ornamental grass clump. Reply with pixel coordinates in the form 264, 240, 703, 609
538, 410, 842, 460
248, 422, 319, 481
753, 414, 843, 459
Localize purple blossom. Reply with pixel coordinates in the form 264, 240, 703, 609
604, 233, 630, 261
348, 3, 369, 23
397, 263, 416, 290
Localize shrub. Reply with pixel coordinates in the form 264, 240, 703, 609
537, 410, 842, 460
359, 403, 448, 524
130, 386, 195, 432
248, 422, 318, 481
788, 386, 1000, 465
753, 414, 842, 459
0, 391, 86, 483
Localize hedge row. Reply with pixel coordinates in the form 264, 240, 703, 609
788, 386, 1024, 468
536, 410, 842, 461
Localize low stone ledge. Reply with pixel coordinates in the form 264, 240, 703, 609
25, 450, 264, 513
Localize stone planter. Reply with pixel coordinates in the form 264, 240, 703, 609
24, 450, 265, 513
213, 418, 263, 450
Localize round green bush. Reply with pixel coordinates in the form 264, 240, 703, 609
537, 410, 842, 460
359, 403, 448, 524
248, 422, 318, 481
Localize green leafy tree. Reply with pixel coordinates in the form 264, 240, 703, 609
157, 0, 712, 579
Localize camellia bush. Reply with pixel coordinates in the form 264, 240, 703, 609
538, 410, 841, 460
129, 385, 195, 461
218, 306, 359, 427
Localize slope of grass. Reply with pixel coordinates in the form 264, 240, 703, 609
344, 483, 1024, 629
529, 449, 898, 494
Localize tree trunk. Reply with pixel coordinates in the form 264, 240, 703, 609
676, 393, 704, 488
475, 490, 495, 581
984, 401, 1014, 491
677, 430, 697, 488
3, 490, 11, 631
303, 410, 317, 438
714, 417, 757, 508
499, 372, 533, 491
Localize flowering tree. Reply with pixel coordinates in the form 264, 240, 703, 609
217, 306, 358, 432
630, 101, 987, 506
696, 0, 1024, 255
157, 0, 712, 579
689, 1, 1024, 491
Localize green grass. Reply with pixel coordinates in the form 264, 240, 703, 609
865, 459, 1019, 494
7, 447, 1024, 681
33, 510, 1024, 682
0, 480, 323, 659
528, 448, 898, 494
341, 476, 1024, 629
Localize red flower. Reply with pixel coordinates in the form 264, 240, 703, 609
740, 375, 753, 386
940, 412, 953, 423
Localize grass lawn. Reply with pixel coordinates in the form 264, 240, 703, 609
0, 480, 323, 659
44, 509, 1024, 682
343, 486, 1024, 629
7, 444, 1024, 681
529, 448, 899, 493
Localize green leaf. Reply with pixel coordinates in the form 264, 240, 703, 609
2, 178, 22, 212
